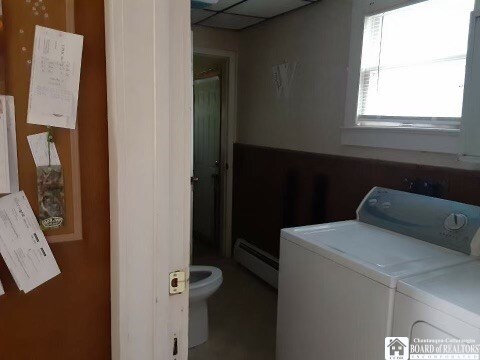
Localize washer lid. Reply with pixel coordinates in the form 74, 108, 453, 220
281, 221, 472, 288
397, 262, 480, 328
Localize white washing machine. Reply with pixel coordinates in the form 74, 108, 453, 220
393, 261, 480, 354
276, 187, 480, 360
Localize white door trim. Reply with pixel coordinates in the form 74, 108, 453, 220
193, 47, 237, 258
105, 0, 191, 359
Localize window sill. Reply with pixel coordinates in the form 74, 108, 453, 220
341, 126, 460, 154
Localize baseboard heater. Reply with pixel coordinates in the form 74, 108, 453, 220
233, 239, 279, 289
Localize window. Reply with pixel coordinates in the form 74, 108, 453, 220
358, 0, 474, 128
343, 0, 479, 154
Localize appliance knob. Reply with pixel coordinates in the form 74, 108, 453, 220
444, 213, 468, 231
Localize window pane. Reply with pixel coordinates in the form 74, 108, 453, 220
380, 0, 473, 67
358, 0, 475, 122
362, 59, 466, 117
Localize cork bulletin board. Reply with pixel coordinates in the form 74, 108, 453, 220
2, 0, 82, 242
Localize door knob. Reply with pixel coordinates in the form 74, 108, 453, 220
191, 176, 199, 184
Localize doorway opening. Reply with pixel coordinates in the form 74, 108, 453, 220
192, 54, 227, 259
189, 50, 277, 360
192, 49, 236, 260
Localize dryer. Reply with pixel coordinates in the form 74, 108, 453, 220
276, 187, 480, 360
393, 261, 480, 355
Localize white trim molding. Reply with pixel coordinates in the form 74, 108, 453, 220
342, 127, 460, 154
105, 0, 191, 359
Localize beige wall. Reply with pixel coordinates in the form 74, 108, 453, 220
193, 25, 240, 53
234, 0, 479, 170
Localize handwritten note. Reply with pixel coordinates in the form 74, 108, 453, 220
27, 132, 61, 168
27, 26, 84, 129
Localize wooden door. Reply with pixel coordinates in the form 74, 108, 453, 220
193, 76, 221, 248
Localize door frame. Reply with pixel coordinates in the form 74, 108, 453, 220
193, 47, 237, 258
105, 0, 192, 359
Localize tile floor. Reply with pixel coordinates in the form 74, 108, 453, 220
189, 243, 277, 360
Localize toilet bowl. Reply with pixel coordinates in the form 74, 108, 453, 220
189, 265, 223, 348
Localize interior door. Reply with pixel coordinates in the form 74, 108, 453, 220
107, 0, 192, 358
193, 76, 221, 248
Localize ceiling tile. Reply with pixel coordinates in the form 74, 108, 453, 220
207, 0, 245, 11
226, 0, 311, 18
201, 13, 265, 30
191, 8, 214, 23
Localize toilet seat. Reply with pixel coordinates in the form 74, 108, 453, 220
189, 265, 223, 348
190, 265, 222, 291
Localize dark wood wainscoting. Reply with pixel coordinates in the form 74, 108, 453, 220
232, 143, 480, 258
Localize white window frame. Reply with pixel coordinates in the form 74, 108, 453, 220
460, 9, 480, 161
342, 0, 480, 154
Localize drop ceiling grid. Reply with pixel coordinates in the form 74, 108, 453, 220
192, 0, 318, 31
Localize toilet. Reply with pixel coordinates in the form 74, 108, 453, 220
189, 265, 223, 348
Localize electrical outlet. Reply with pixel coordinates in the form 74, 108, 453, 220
403, 178, 447, 198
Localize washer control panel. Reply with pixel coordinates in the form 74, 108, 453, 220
357, 187, 480, 256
